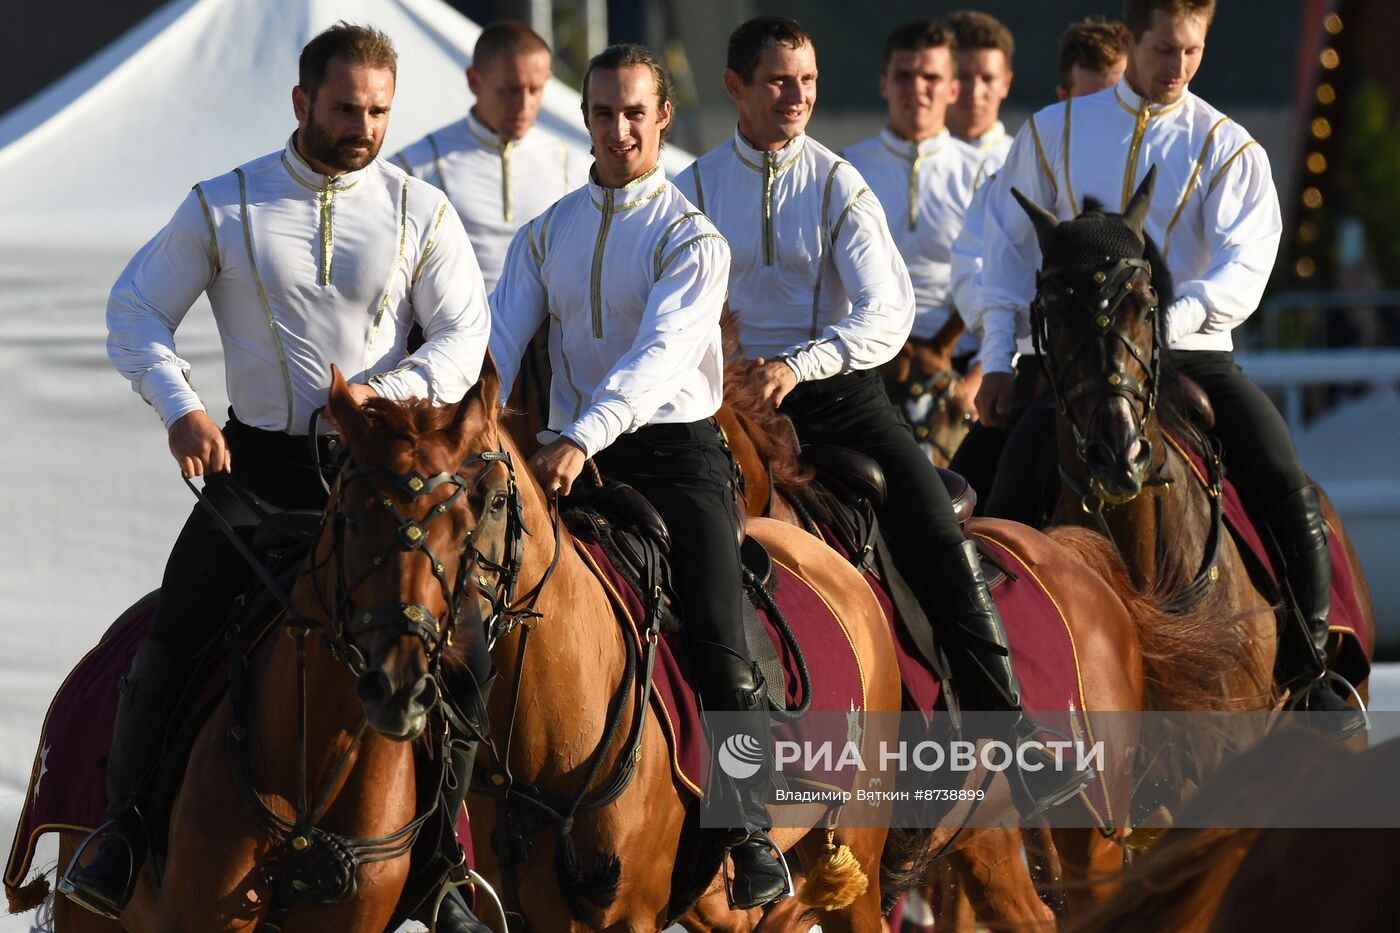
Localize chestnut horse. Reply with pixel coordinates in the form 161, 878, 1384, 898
1067, 728, 1400, 933
880, 316, 980, 468
1011, 178, 1373, 716
49, 367, 503, 931
432, 365, 905, 932
715, 362, 1250, 927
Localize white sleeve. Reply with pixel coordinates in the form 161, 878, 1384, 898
106, 188, 218, 429
487, 219, 550, 404
377, 201, 489, 405
1165, 142, 1282, 345
976, 124, 1058, 374
784, 170, 914, 382
563, 230, 729, 457
950, 175, 992, 324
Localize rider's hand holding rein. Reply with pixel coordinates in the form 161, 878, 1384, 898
529, 435, 587, 496
752, 358, 799, 408
975, 370, 1015, 428
168, 409, 231, 478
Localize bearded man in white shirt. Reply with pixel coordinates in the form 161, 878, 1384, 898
489, 44, 790, 909
61, 25, 494, 932
677, 16, 1093, 820
973, 0, 1363, 733
947, 10, 1016, 169
394, 21, 587, 294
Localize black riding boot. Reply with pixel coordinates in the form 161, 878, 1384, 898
402, 738, 491, 933
692, 641, 791, 910
59, 639, 187, 918
933, 539, 1095, 818
1268, 486, 1366, 738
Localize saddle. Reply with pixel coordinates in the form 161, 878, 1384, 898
563, 480, 804, 717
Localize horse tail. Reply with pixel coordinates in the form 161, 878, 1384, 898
877, 827, 940, 906
1044, 526, 1251, 712
554, 823, 622, 924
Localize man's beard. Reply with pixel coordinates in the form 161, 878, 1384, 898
300, 113, 381, 172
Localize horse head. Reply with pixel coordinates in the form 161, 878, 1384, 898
1012, 166, 1167, 505
323, 361, 504, 740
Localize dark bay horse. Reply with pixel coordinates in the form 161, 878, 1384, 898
444, 366, 905, 931
52, 367, 500, 930
715, 365, 1250, 926
1011, 173, 1374, 716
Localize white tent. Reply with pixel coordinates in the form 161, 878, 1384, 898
0, 3, 690, 921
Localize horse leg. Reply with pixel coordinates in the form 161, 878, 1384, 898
1049, 828, 1124, 915
945, 829, 1054, 928
788, 827, 887, 933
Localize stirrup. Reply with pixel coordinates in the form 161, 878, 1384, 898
57, 819, 138, 920
1009, 721, 1097, 820
427, 870, 507, 933
723, 829, 794, 909
1284, 671, 1370, 739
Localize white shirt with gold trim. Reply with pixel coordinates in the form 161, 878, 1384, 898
974, 83, 1282, 375
845, 127, 983, 347
107, 139, 490, 433
959, 120, 1013, 172
394, 111, 588, 292
676, 129, 914, 384
489, 164, 728, 458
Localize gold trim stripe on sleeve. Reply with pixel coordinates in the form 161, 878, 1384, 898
366, 175, 410, 368
413, 202, 451, 284
548, 306, 586, 420
1163, 116, 1232, 259
1028, 114, 1059, 202
1207, 141, 1259, 197
235, 167, 296, 432
653, 211, 704, 280
658, 234, 726, 277
811, 162, 844, 340
527, 217, 543, 267
426, 133, 450, 201
690, 162, 706, 213
1062, 97, 1078, 215
193, 183, 221, 274
831, 185, 870, 245
500, 139, 514, 222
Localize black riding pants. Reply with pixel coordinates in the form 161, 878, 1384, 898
780, 369, 965, 562
149, 416, 337, 656
590, 420, 747, 670
950, 355, 1050, 518
1169, 350, 1310, 505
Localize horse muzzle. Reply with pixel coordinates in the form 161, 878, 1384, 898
356, 666, 438, 740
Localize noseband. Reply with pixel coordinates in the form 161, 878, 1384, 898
1031, 254, 1161, 503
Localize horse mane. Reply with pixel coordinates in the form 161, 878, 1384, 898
719, 312, 825, 514
358, 396, 463, 443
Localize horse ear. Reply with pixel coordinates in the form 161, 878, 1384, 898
1011, 187, 1058, 256
1123, 164, 1158, 238
445, 354, 501, 450
327, 364, 369, 444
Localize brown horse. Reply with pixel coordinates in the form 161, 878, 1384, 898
880, 316, 980, 468
716, 362, 1251, 927
47, 367, 504, 930
433, 365, 906, 932
1067, 728, 1400, 933
1012, 179, 1374, 717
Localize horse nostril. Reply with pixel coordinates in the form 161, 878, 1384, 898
410, 675, 439, 711
356, 670, 391, 706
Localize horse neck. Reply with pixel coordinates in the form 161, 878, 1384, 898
484, 440, 634, 790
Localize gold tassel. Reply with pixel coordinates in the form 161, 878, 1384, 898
5, 874, 51, 914
799, 830, 868, 910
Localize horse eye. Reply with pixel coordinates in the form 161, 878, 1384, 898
489, 492, 508, 513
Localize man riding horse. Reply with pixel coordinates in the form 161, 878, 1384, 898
61, 24, 494, 931
971, 0, 1363, 733
487, 44, 791, 909
677, 15, 1094, 817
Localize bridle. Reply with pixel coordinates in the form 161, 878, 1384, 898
1030, 254, 1163, 508
1031, 251, 1225, 613
905, 365, 972, 463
